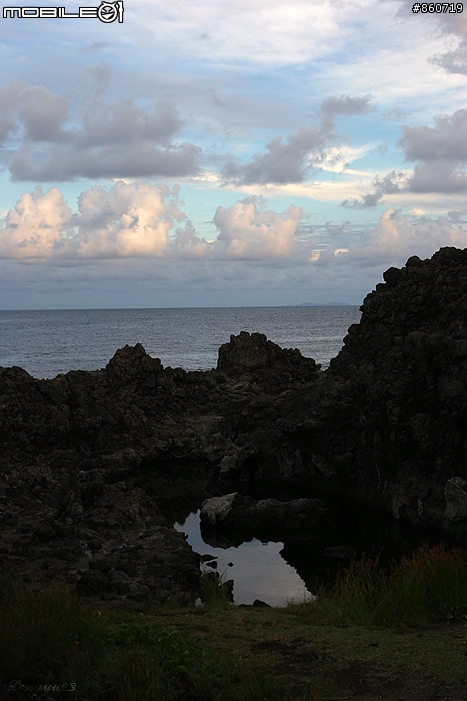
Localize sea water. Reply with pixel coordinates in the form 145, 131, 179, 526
0, 306, 361, 379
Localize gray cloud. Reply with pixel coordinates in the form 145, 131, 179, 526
0, 82, 69, 145
409, 160, 467, 194
19, 86, 69, 142
0, 82, 22, 144
221, 123, 332, 185
430, 10, 467, 75
0, 80, 201, 181
319, 94, 373, 116
342, 171, 407, 209
398, 108, 467, 161
342, 107, 467, 207
401, 108, 467, 194
80, 42, 108, 54
78, 97, 182, 148
324, 220, 351, 236
221, 94, 373, 186
430, 44, 467, 76
10, 142, 201, 181
447, 207, 467, 222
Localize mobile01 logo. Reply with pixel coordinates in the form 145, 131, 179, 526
3, 0, 124, 22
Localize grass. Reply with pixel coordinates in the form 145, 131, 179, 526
199, 569, 233, 609
303, 543, 467, 628
1, 544, 467, 700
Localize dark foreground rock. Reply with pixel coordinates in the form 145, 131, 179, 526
0, 332, 320, 605
293, 248, 467, 539
200, 493, 337, 545
2, 246, 467, 603
0, 459, 201, 606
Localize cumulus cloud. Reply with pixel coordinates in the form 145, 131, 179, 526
69, 181, 185, 258
342, 107, 467, 207
0, 186, 305, 263
0, 187, 74, 260
316, 208, 467, 266
2, 193, 467, 308
0, 80, 201, 181
213, 198, 303, 259
0, 182, 184, 260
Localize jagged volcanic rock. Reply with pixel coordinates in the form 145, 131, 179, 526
0, 334, 320, 605
292, 247, 467, 538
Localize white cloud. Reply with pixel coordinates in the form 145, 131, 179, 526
212, 197, 303, 259
69, 181, 183, 258
0, 185, 306, 263
317, 39, 465, 109
4, 183, 465, 276
129, 0, 349, 66
0, 187, 73, 260
0, 182, 184, 260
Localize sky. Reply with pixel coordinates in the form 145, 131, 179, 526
0, 0, 466, 309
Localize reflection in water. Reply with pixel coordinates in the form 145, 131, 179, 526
174, 501, 450, 607
174, 512, 309, 606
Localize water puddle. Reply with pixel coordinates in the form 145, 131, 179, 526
174, 511, 309, 606
174, 502, 449, 608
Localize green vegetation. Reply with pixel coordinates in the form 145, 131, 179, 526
0, 544, 466, 700
199, 569, 233, 609
303, 543, 467, 628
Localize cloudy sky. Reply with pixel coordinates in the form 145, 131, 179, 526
0, 0, 466, 308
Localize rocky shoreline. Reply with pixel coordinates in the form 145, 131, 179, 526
1, 246, 467, 607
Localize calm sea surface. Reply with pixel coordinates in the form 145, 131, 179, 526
0, 306, 361, 379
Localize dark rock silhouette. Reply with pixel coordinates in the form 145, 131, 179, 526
297, 247, 467, 539
0, 332, 319, 604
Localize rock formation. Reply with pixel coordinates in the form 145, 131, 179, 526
0, 332, 319, 604
296, 248, 467, 539
200, 494, 337, 545
2, 246, 467, 604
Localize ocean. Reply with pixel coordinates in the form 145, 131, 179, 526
0, 306, 361, 379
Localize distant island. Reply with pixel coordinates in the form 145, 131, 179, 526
298, 302, 353, 306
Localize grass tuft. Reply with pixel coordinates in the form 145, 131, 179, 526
291, 542, 467, 628
200, 569, 233, 609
